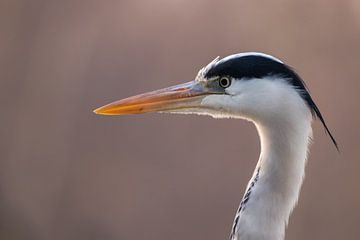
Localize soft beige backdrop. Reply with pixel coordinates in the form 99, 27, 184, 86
1, 1, 359, 240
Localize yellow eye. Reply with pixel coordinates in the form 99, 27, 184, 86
219, 77, 231, 88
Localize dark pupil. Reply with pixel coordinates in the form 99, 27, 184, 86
220, 78, 229, 87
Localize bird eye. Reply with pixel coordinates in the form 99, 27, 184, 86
219, 77, 231, 88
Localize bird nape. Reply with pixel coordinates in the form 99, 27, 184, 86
94, 52, 337, 240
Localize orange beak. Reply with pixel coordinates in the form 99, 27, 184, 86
93, 81, 213, 116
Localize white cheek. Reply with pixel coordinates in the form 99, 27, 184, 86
201, 80, 247, 110
200, 80, 258, 119
200, 95, 245, 119
225, 80, 245, 95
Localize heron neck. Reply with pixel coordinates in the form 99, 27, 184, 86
233, 114, 312, 240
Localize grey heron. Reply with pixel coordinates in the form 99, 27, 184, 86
94, 52, 337, 240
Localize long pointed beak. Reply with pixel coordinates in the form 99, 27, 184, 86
94, 81, 212, 115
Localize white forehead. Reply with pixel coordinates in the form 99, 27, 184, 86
219, 52, 283, 64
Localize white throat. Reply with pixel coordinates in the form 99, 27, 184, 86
231, 108, 313, 240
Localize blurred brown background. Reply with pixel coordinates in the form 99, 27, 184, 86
1, 0, 359, 240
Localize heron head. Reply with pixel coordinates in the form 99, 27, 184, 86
94, 52, 337, 148
94, 53, 309, 120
